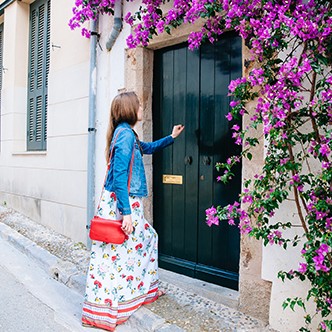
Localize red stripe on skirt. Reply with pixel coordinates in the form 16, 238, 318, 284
82, 291, 159, 331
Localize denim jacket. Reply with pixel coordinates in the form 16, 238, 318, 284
104, 122, 174, 215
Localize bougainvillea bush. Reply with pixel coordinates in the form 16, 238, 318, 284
70, 0, 331, 330
69, 0, 117, 38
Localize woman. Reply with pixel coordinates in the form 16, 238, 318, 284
82, 91, 184, 331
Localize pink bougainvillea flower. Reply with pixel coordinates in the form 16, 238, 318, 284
298, 263, 307, 273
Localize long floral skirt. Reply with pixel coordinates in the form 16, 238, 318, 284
82, 189, 159, 331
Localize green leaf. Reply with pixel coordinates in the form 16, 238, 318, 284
156, 8, 163, 16
290, 300, 296, 311
304, 314, 312, 324
299, 328, 310, 332
297, 299, 305, 310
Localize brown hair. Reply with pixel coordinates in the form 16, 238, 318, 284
105, 91, 139, 161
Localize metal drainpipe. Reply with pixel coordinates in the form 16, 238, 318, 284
106, 0, 123, 51
86, 19, 98, 248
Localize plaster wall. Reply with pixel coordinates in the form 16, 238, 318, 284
261, 154, 328, 330
262, 228, 317, 332
0, 0, 90, 243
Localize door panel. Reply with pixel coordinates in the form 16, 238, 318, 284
153, 32, 242, 289
183, 48, 200, 262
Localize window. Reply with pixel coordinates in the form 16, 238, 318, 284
27, 0, 50, 151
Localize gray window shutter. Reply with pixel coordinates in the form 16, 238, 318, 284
27, 0, 50, 151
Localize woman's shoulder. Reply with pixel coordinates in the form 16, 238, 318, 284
114, 125, 135, 142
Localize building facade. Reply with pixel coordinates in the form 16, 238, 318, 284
0, 1, 318, 331
0, 0, 90, 242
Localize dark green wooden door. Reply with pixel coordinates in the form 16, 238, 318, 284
153, 32, 242, 290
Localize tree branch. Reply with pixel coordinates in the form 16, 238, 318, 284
287, 142, 309, 234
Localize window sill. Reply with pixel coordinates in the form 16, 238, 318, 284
12, 151, 47, 156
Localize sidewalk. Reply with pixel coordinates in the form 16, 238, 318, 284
0, 206, 276, 332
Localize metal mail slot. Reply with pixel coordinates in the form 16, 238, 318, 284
162, 174, 183, 185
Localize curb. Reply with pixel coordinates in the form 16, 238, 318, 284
0, 222, 184, 332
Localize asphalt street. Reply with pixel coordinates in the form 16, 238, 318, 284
0, 237, 87, 331
0, 265, 70, 331
0, 237, 138, 332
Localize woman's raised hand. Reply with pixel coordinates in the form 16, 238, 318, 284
171, 124, 185, 139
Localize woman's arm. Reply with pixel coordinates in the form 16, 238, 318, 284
139, 124, 185, 154
139, 135, 173, 154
